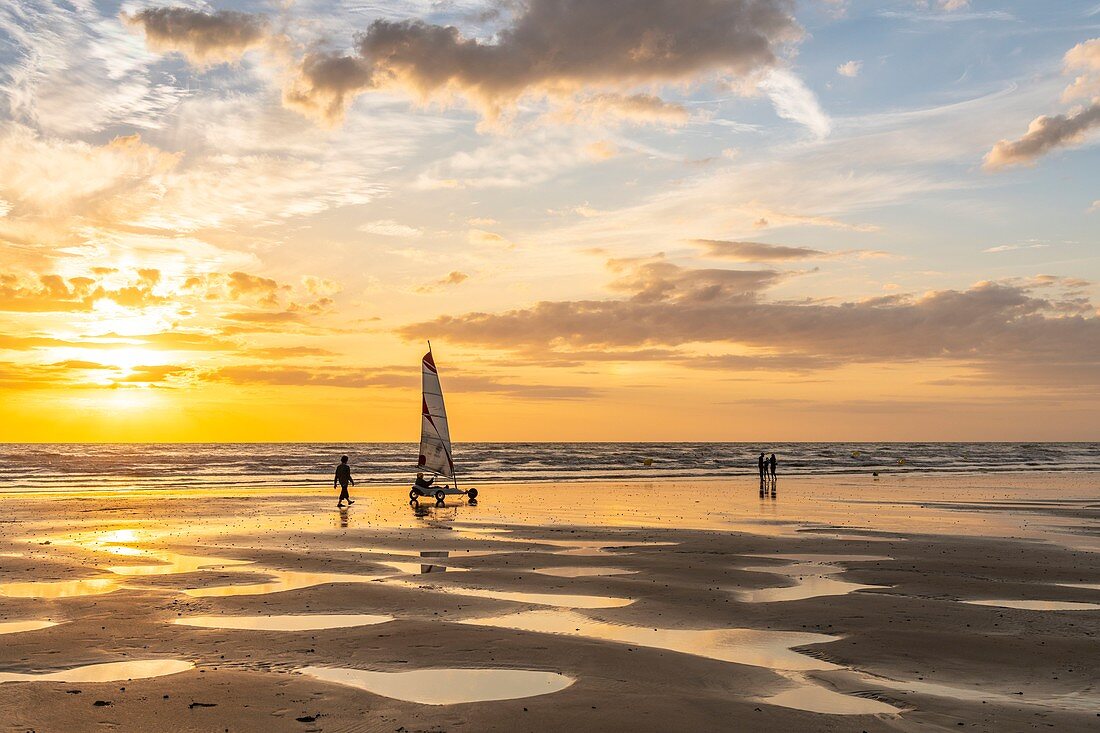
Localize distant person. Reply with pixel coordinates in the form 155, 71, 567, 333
414, 472, 435, 493
758, 452, 766, 482
334, 455, 355, 508
769, 453, 777, 479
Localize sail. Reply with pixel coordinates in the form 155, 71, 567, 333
418, 349, 454, 478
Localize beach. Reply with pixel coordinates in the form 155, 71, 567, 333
1, 472, 1098, 732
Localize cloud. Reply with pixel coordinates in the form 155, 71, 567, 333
757, 69, 831, 138
122, 7, 269, 65
984, 37, 1100, 169
468, 229, 516, 248
0, 271, 165, 312
982, 241, 1049, 254
398, 259, 1100, 389
552, 93, 691, 125
282, 0, 800, 124
836, 60, 862, 78
693, 239, 823, 261
417, 272, 469, 293
208, 364, 596, 399
1062, 39, 1100, 102
983, 105, 1100, 169
693, 239, 889, 261
359, 220, 423, 238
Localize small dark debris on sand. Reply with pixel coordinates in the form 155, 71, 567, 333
188, 702, 217, 709
92, 700, 111, 707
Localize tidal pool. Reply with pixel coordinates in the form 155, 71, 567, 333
0, 659, 194, 684
183, 570, 383, 598
760, 672, 899, 715
173, 614, 393, 631
462, 610, 837, 671
299, 666, 574, 705
0, 620, 60, 634
0, 577, 119, 599
387, 580, 633, 609
532, 567, 636, 578
739, 555, 891, 603
963, 599, 1100, 611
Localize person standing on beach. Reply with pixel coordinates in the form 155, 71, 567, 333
758, 452, 766, 483
769, 453, 777, 480
334, 455, 355, 508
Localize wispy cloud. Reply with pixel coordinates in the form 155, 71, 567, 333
758, 69, 832, 138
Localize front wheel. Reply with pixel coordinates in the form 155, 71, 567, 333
467, 488, 478, 500
409, 488, 419, 500
435, 490, 445, 503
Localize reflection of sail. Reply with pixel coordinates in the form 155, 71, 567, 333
418, 350, 454, 478
420, 550, 449, 574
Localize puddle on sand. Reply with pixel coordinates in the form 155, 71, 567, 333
0, 620, 60, 634
106, 552, 253, 576
841, 670, 1100, 712
299, 666, 574, 705
386, 580, 633, 609
0, 660, 194, 684
532, 567, 636, 578
0, 577, 119, 599
376, 561, 470, 576
1055, 582, 1100, 592
760, 672, 899, 715
963, 599, 1100, 611
173, 614, 393, 631
739, 555, 891, 603
184, 570, 382, 598
462, 610, 837, 671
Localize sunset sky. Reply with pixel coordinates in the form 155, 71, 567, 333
1, 0, 1098, 442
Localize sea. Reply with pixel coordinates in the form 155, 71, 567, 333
0, 443, 1097, 493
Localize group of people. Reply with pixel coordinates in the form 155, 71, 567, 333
336, 453, 781, 508
758, 452, 778, 488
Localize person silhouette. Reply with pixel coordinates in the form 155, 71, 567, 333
334, 455, 355, 508
769, 453, 777, 480
758, 452, 766, 483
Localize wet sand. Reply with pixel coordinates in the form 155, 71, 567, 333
0, 472, 1097, 731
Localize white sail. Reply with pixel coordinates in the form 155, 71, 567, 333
418, 348, 454, 479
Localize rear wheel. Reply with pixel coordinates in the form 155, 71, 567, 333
409, 488, 419, 500
435, 490, 445, 502
467, 488, 478, 500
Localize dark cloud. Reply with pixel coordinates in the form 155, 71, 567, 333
399, 260, 1100, 389
284, 0, 799, 123
122, 7, 269, 65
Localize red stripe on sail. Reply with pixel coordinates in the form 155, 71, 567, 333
422, 397, 430, 416
423, 351, 437, 373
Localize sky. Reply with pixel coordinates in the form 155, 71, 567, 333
0, 0, 1098, 442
